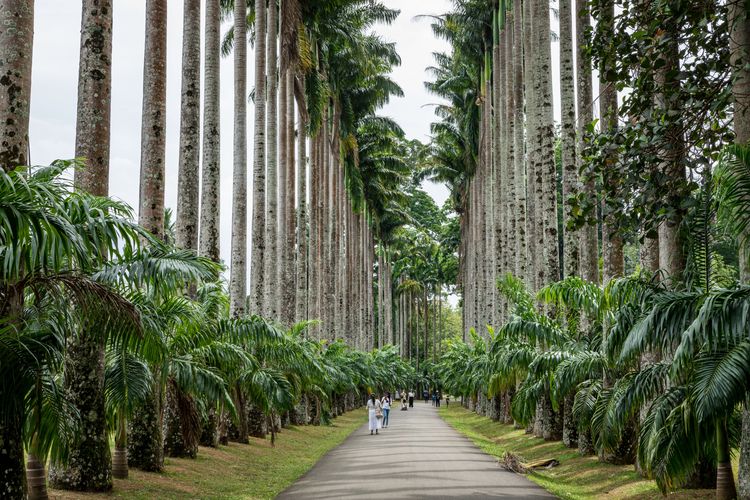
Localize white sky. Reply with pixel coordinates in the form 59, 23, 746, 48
30, 0, 571, 280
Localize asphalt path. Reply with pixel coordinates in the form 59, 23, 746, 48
277, 401, 554, 499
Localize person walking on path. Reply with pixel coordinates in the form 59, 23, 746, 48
408, 390, 414, 408
446, 394, 450, 406
423, 389, 429, 404
367, 394, 382, 435
435, 390, 441, 408
381, 392, 391, 428
432, 391, 437, 406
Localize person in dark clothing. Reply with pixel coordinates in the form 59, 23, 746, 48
423, 389, 429, 404
408, 390, 414, 407
435, 390, 441, 407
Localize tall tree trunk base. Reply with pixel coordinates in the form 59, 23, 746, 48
716, 461, 737, 500
739, 407, 750, 499
562, 395, 578, 448
111, 446, 128, 480
0, 413, 27, 500
26, 454, 47, 500
246, 404, 267, 438
200, 407, 219, 447
162, 382, 199, 459
50, 336, 112, 492
128, 386, 164, 471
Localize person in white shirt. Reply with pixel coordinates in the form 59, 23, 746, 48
381, 392, 392, 428
366, 394, 382, 435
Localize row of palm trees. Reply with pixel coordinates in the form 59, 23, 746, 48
0, 0, 434, 498
428, 0, 750, 497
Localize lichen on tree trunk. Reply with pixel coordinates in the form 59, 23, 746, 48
49, 333, 112, 491
127, 381, 164, 471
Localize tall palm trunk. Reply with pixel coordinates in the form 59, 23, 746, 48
654, 7, 685, 283
49, 0, 113, 491
576, 0, 598, 285
295, 78, 309, 323
250, 0, 267, 316
229, 0, 249, 317
309, 131, 321, 337
175, 0, 201, 252
560, 0, 578, 279
265, 0, 279, 320
598, 0, 623, 284
492, 9, 503, 330
165, 0, 202, 460
522, 0, 539, 291
512, 0, 526, 283
0, 1, 32, 494
199, 0, 221, 262
0, 0, 33, 173
731, 0, 750, 494
282, 69, 297, 325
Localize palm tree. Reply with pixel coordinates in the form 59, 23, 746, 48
560, 0, 578, 280
729, 2, 750, 495
200, 0, 222, 262
50, 0, 115, 490
576, 0, 598, 285
175, 0, 201, 252
0, 0, 33, 172
229, 0, 248, 317
266, 0, 279, 320
138, 0, 168, 240
250, 0, 267, 316
1, 162, 144, 498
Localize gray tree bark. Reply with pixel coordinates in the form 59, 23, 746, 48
282, 69, 297, 325
731, 0, 750, 495
265, 0, 279, 320
0, 0, 33, 173
229, 0, 248, 317
577, 0, 599, 285
560, 0, 579, 279
175, 0, 201, 252
250, 0, 267, 316
50, 0, 113, 491
199, 0, 221, 261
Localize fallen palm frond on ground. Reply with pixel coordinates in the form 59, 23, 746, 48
501, 452, 560, 473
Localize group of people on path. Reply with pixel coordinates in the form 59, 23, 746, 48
366, 392, 392, 435
367, 388, 451, 434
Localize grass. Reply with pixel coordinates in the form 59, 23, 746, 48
49, 410, 364, 500
438, 404, 715, 499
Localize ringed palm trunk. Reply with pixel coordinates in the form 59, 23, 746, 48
599, 0, 623, 284
49, 0, 113, 491
199, 0, 221, 262
165, 0, 202, 460
265, 0, 279, 320
250, 0, 268, 316
197, 0, 221, 447
0, 0, 33, 172
0, 1, 33, 496
229, 0, 249, 317
731, 0, 750, 494
576, 0, 599, 285
282, 69, 296, 325
560, 0, 578, 280
512, 0, 526, 283
175, 0, 201, 252
295, 78, 309, 323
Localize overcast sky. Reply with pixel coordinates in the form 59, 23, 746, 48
30, 0, 570, 282
30, 0, 456, 269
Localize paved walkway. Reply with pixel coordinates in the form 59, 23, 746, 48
278, 402, 554, 499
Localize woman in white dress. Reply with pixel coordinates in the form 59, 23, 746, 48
366, 394, 382, 435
